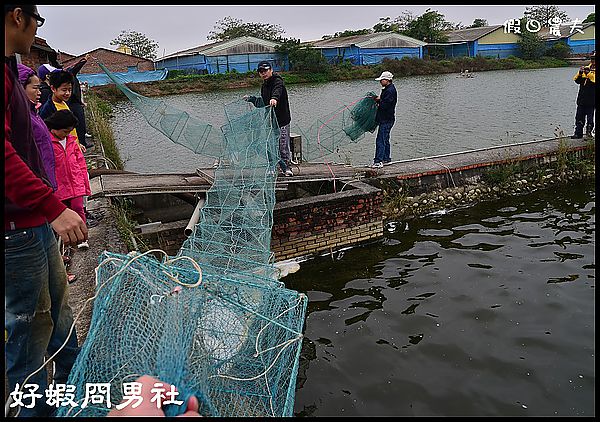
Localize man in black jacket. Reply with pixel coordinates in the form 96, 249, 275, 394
245, 60, 294, 176
571, 51, 595, 139
372, 71, 397, 168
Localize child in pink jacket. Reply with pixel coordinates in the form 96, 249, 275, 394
44, 110, 91, 225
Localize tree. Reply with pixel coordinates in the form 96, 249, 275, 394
110, 30, 159, 60
332, 29, 372, 38
517, 20, 546, 59
523, 5, 569, 26
582, 12, 594, 23
403, 9, 452, 43
208, 16, 285, 42
469, 18, 488, 28
373, 12, 416, 33
275, 38, 329, 73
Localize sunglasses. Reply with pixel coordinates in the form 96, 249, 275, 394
21, 8, 45, 27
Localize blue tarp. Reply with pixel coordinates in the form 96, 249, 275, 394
77, 69, 168, 87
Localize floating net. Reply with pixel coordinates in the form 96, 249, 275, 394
55, 63, 382, 417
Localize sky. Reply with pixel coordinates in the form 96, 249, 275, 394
36, 4, 595, 58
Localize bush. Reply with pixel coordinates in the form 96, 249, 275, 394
545, 41, 572, 59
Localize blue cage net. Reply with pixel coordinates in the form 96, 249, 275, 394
54, 62, 380, 417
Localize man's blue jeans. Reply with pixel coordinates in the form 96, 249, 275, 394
5, 223, 80, 417
374, 121, 394, 163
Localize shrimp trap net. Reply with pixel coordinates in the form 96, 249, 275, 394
56, 63, 308, 417
294, 92, 379, 161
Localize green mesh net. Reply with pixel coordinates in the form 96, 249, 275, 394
57, 63, 380, 417
295, 92, 378, 161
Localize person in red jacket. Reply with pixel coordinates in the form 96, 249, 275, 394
5, 4, 87, 417
45, 110, 91, 223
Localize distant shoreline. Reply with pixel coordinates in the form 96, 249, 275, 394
91, 56, 573, 101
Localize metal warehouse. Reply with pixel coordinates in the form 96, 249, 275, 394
154, 36, 289, 74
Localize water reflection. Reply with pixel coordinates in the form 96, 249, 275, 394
287, 183, 594, 416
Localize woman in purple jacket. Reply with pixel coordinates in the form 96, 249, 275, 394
17, 63, 57, 191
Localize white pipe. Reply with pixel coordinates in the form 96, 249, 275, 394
184, 196, 206, 236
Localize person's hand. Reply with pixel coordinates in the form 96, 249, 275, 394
107, 375, 200, 417
79, 143, 86, 153
579, 66, 586, 73
269, 99, 277, 107
50, 208, 88, 246
84, 53, 90, 61
375, 96, 380, 101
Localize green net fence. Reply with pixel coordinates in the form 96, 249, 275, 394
57, 63, 380, 417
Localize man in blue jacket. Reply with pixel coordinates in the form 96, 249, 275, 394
372, 71, 397, 168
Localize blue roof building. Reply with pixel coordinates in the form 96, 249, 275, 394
434, 25, 522, 59
154, 36, 288, 74
307, 32, 426, 65
538, 22, 595, 55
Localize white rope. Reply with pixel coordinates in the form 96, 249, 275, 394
6, 249, 202, 417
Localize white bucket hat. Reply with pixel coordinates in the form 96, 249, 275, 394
375, 71, 393, 81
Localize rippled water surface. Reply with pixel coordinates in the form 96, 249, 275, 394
286, 183, 595, 416
111, 67, 581, 173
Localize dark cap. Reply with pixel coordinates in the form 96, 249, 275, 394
257, 61, 272, 71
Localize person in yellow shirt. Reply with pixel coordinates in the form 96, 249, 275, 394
571, 51, 595, 139
39, 70, 86, 151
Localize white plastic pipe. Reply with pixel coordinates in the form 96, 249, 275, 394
184, 196, 206, 237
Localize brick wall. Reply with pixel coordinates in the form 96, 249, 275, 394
136, 220, 188, 256
271, 181, 384, 261
19, 48, 54, 71
135, 181, 384, 262
62, 49, 154, 74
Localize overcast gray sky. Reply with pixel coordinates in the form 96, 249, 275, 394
37, 4, 595, 58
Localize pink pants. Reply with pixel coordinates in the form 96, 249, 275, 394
62, 196, 86, 224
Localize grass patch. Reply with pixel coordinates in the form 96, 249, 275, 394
111, 198, 150, 252
85, 92, 124, 170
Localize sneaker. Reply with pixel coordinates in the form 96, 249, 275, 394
85, 133, 92, 138
289, 158, 299, 165
370, 162, 383, 168
383, 159, 392, 165
77, 241, 89, 250
284, 169, 294, 177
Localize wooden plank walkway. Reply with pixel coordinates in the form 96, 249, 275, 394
90, 137, 591, 198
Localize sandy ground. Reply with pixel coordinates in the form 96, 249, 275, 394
66, 196, 128, 345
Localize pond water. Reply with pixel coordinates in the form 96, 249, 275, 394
287, 182, 595, 416
110, 66, 581, 173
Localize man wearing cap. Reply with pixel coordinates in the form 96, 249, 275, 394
245, 60, 294, 176
371, 70, 397, 168
571, 51, 595, 139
